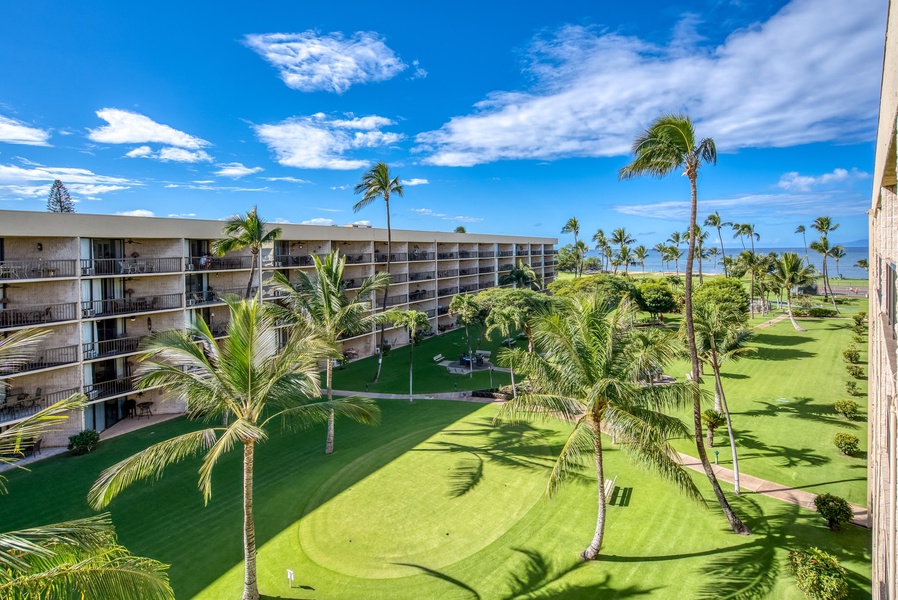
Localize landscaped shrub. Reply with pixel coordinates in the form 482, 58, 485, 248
845, 364, 864, 379
833, 399, 858, 419
833, 432, 859, 455
842, 346, 859, 364
814, 493, 854, 530
845, 381, 860, 396
788, 547, 849, 600
808, 307, 838, 317
852, 334, 865, 344
67, 429, 100, 455
851, 312, 866, 327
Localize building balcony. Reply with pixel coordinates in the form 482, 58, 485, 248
409, 290, 435, 302
186, 255, 254, 271
375, 253, 407, 263
459, 268, 478, 276
81, 257, 182, 276
478, 282, 495, 290
0, 386, 81, 425
409, 271, 435, 282
437, 269, 458, 278
0, 302, 79, 329
423, 309, 436, 318
533, 262, 542, 268
84, 376, 134, 401
186, 288, 253, 306
82, 336, 145, 360
437, 252, 458, 260
438, 286, 458, 297
478, 266, 494, 274
0, 343, 79, 376
407, 251, 435, 261
343, 253, 372, 265
273, 254, 327, 267
498, 250, 514, 257
389, 273, 408, 284
0, 259, 77, 280
438, 306, 450, 316
385, 294, 407, 307
478, 251, 495, 258
458, 251, 477, 259
82, 293, 182, 318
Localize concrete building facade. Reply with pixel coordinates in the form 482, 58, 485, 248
0, 210, 555, 445
871, 3, 898, 597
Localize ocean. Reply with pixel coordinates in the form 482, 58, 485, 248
585, 246, 870, 280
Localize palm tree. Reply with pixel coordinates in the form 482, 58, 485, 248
497, 294, 702, 559
809, 237, 839, 313
449, 293, 481, 363
795, 225, 810, 266
610, 227, 635, 254
692, 303, 755, 494
269, 250, 390, 453
810, 216, 840, 306
830, 245, 846, 279
693, 226, 710, 284
0, 330, 174, 599
652, 242, 668, 274
620, 113, 749, 535
617, 245, 635, 275
454, 225, 466, 233
592, 229, 610, 271
855, 258, 869, 272
772, 252, 816, 331
88, 298, 380, 600
486, 305, 525, 398
212, 206, 283, 301
633, 245, 649, 273
354, 162, 404, 383
667, 245, 683, 276
704, 212, 731, 276
390, 310, 431, 402
708, 246, 720, 273
499, 259, 542, 290
562, 218, 581, 274
574, 240, 589, 278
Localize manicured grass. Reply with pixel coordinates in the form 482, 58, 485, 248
3, 401, 871, 599
668, 317, 869, 506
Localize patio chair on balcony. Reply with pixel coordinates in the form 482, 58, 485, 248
119, 260, 139, 274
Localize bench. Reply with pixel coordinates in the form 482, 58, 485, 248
603, 476, 618, 503
447, 366, 466, 375
475, 350, 491, 358
433, 354, 444, 363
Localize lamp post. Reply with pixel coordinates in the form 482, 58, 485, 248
489, 366, 493, 388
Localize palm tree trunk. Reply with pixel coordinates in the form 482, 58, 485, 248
714, 376, 722, 412
684, 174, 750, 535
373, 198, 392, 382
408, 331, 414, 403
256, 248, 263, 303
712, 359, 741, 494
707, 425, 714, 447
749, 269, 756, 318
802, 233, 809, 266
785, 290, 805, 331
822, 258, 839, 313
246, 252, 257, 300
717, 227, 728, 276
242, 441, 260, 600
581, 418, 606, 560
698, 245, 704, 284
325, 360, 335, 454
509, 354, 517, 399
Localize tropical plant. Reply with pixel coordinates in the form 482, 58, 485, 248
666, 245, 683, 276
830, 245, 846, 279
652, 242, 668, 274
810, 216, 840, 312
702, 410, 726, 447
212, 206, 282, 301
615, 245, 636, 275
46, 179, 75, 213
708, 246, 720, 273
855, 258, 868, 272
475, 287, 552, 353
814, 493, 854, 531
453, 225, 466, 233
772, 252, 816, 331
842, 345, 860, 364
573, 240, 589, 278
88, 298, 380, 600
795, 225, 810, 266
67, 429, 100, 455
592, 229, 610, 271
834, 399, 858, 420
845, 381, 860, 396
704, 212, 731, 275
832, 432, 859, 455
692, 225, 710, 283
496, 293, 702, 559
390, 310, 431, 402
354, 162, 404, 382
269, 250, 390, 453
486, 305, 526, 397
635, 281, 676, 318
633, 245, 649, 273
561, 218, 581, 275
499, 259, 542, 290
788, 548, 849, 600
449, 294, 482, 362
619, 113, 750, 534
846, 364, 864, 379
610, 227, 635, 256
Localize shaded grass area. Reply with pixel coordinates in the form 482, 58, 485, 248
3, 402, 870, 599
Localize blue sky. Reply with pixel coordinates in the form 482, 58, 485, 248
0, 0, 883, 248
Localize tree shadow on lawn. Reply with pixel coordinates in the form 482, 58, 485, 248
400, 547, 658, 599
738, 396, 854, 428
752, 333, 816, 347
736, 432, 830, 468
746, 345, 816, 361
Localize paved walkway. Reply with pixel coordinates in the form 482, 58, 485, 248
754, 313, 788, 329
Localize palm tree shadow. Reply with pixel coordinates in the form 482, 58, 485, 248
738, 396, 852, 428
737, 432, 830, 468
449, 453, 485, 497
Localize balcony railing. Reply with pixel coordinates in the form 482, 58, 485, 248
274, 254, 323, 267
84, 376, 134, 401
0, 344, 79, 375
458, 251, 477, 259
81, 257, 182, 276
479, 282, 495, 290
437, 269, 458, 278
409, 271, 435, 282
1, 302, 78, 329
0, 259, 77, 280
409, 290, 435, 302
375, 253, 407, 263
344, 253, 372, 265
82, 293, 182, 317
408, 251, 435, 261
478, 251, 495, 258
438, 306, 450, 315
186, 255, 254, 271
458, 284, 475, 293
479, 266, 494, 274
459, 268, 478, 276
82, 336, 145, 360
499, 264, 513, 272
0, 386, 81, 424
437, 252, 458, 260
385, 294, 407, 307
498, 250, 514, 257
389, 273, 408, 284
186, 288, 254, 306
423, 309, 436, 318
438, 286, 458, 297
531, 249, 543, 256
533, 262, 543, 268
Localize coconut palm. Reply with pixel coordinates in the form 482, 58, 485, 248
772, 252, 816, 331
499, 259, 542, 290
633, 245, 649, 273
486, 305, 526, 398
704, 212, 732, 276
561, 217, 581, 244
212, 206, 283, 301
454, 225, 466, 233
496, 293, 702, 559
610, 228, 635, 254
809, 237, 839, 313
667, 245, 683, 276
691, 303, 755, 494
855, 258, 869, 272
354, 162, 404, 383
795, 225, 810, 266
830, 245, 846, 279
616, 245, 636, 275
269, 250, 390, 453
390, 310, 431, 402
88, 298, 380, 600
702, 410, 726, 448
573, 240, 589, 278
693, 226, 710, 284
592, 229, 610, 271
652, 242, 668, 274
620, 113, 749, 535
708, 246, 720, 273
449, 293, 481, 362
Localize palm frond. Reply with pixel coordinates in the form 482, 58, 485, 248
545, 414, 595, 499
197, 419, 265, 502
0, 514, 117, 571
0, 327, 49, 373
266, 395, 380, 430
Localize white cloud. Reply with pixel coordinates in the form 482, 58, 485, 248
167, 212, 197, 217
350, 219, 371, 226
88, 108, 210, 149
272, 217, 291, 224
313, 206, 343, 212
409, 60, 427, 80
301, 217, 336, 226
214, 162, 264, 178
412, 207, 446, 217
69, 184, 129, 197
125, 145, 212, 163
263, 176, 311, 183
401, 178, 429, 186
415, 0, 884, 166
244, 31, 407, 93
330, 184, 351, 190
411, 207, 482, 223
125, 146, 153, 158
254, 113, 403, 170
777, 167, 870, 192
0, 115, 51, 146
613, 192, 868, 221
0, 164, 134, 188
116, 209, 155, 217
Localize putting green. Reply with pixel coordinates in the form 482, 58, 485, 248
299, 416, 554, 578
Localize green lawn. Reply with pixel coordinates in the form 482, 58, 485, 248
3, 401, 871, 599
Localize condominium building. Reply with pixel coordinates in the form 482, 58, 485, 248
870, 4, 898, 598
0, 210, 556, 445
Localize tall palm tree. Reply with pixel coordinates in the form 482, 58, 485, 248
213, 206, 283, 301
269, 250, 390, 454
610, 227, 635, 255
620, 113, 749, 535
772, 252, 816, 331
390, 310, 431, 403
704, 212, 731, 276
574, 240, 589, 278
499, 259, 542, 290
693, 226, 710, 284
633, 245, 649, 274
449, 293, 481, 363
617, 245, 635, 275
592, 229, 610, 271
667, 245, 683, 276
795, 225, 810, 266
562, 218, 581, 274
486, 305, 525, 398
809, 236, 839, 313
354, 162, 404, 383
88, 299, 379, 600
708, 246, 720, 273
855, 258, 869, 272
652, 242, 668, 274
497, 294, 702, 559
692, 303, 755, 494
0, 330, 174, 599
830, 245, 846, 279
